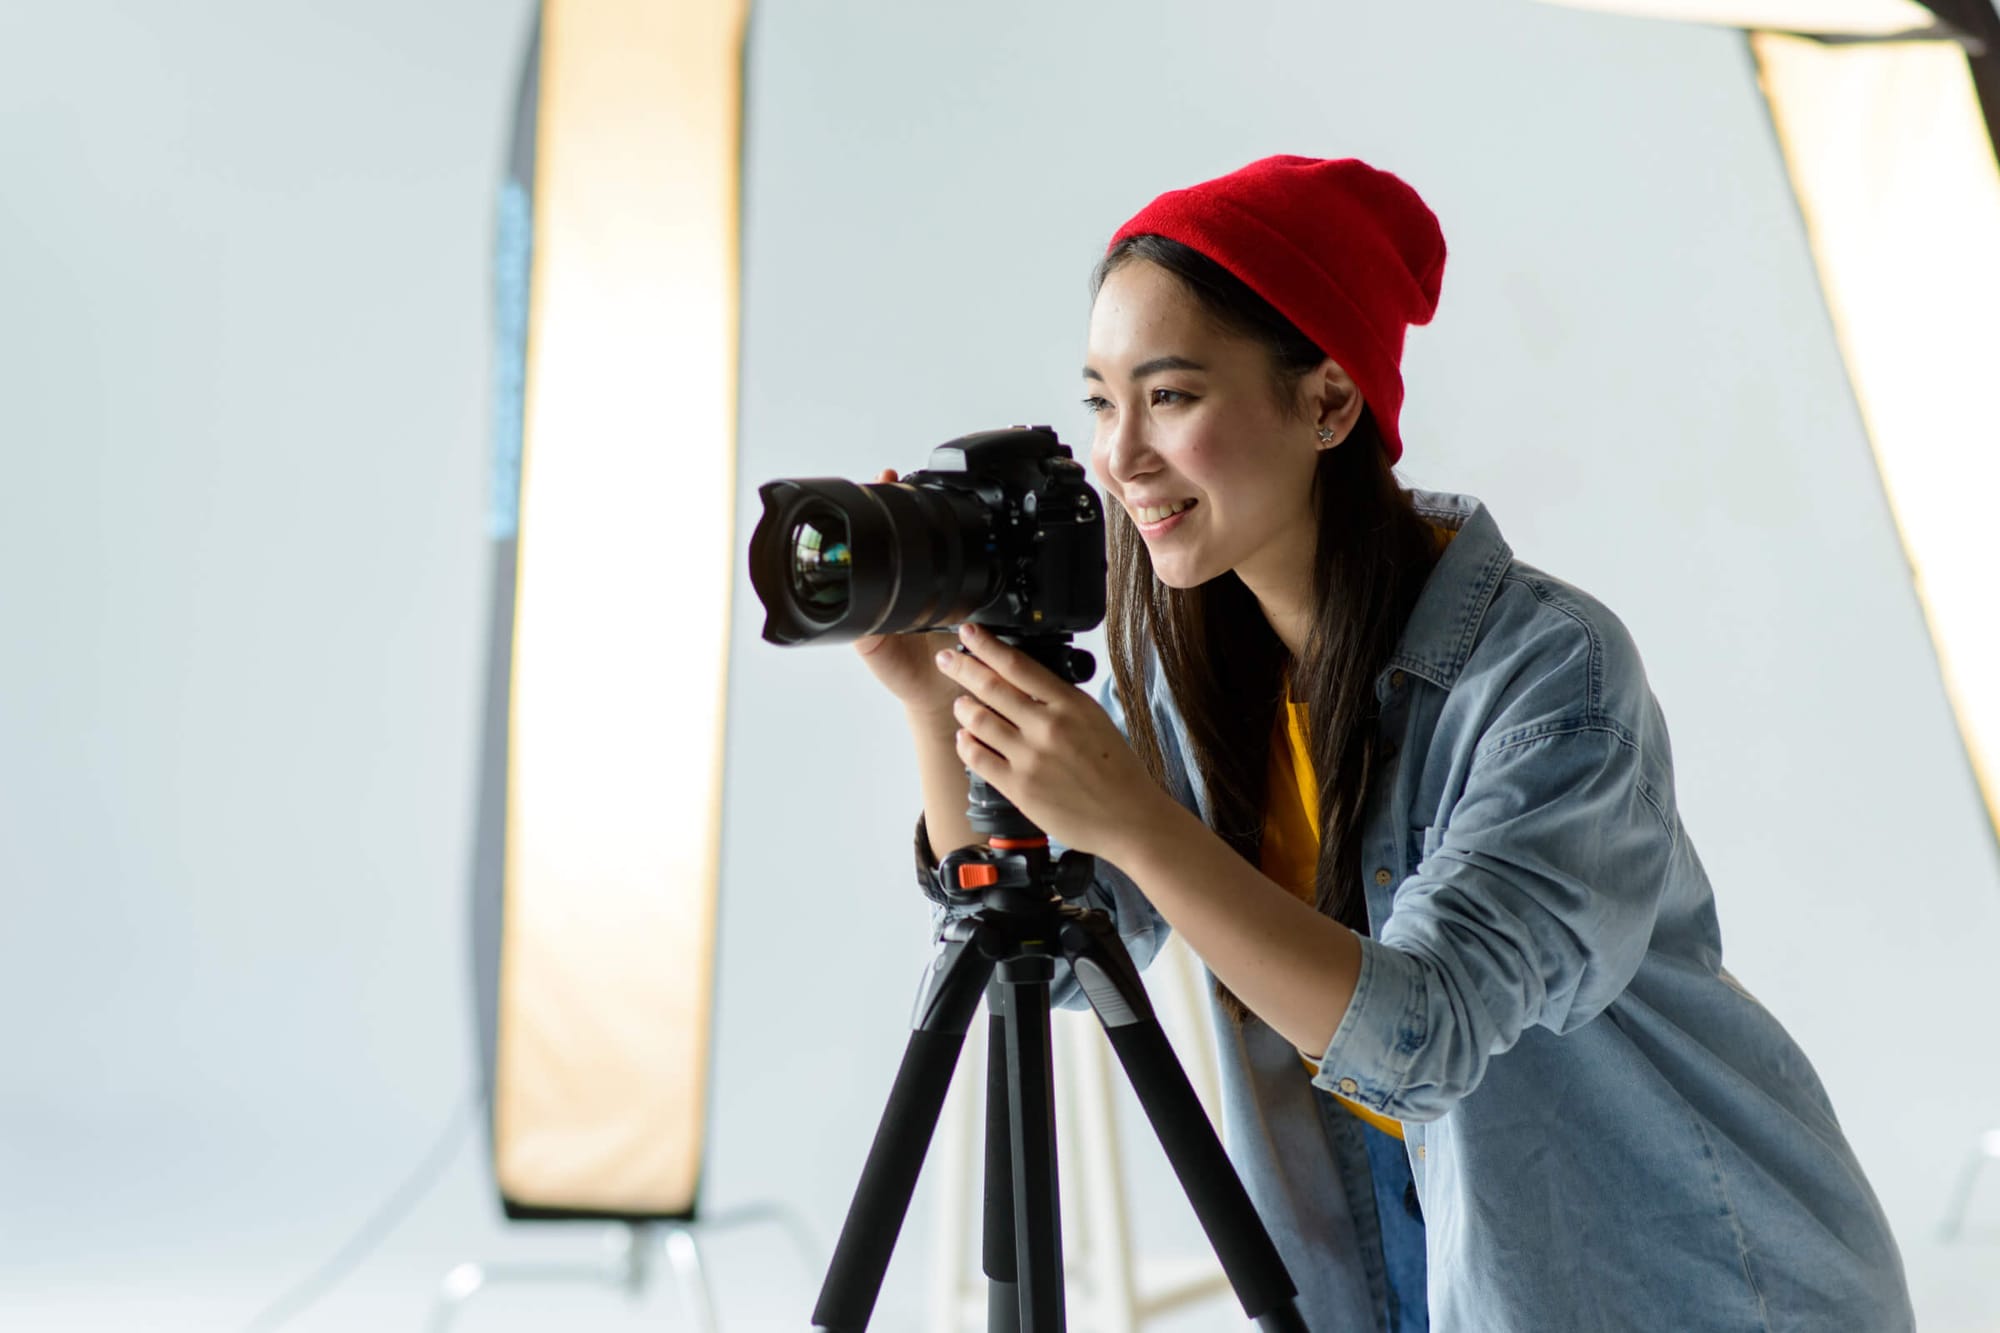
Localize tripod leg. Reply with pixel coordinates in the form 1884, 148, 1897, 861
813, 929, 996, 1333
998, 954, 1067, 1333
982, 991, 1020, 1333
1058, 914, 1309, 1333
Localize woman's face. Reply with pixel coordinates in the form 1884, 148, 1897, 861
1083, 259, 1329, 592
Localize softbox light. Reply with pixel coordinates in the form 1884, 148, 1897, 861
471, 0, 750, 1221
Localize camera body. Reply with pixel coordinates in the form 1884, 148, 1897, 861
750, 426, 1106, 646
899, 427, 1105, 635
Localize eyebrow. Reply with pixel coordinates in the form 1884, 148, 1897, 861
1081, 355, 1209, 382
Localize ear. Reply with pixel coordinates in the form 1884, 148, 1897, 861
1308, 358, 1365, 449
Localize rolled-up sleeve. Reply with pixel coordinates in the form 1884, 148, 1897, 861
1313, 722, 1676, 1122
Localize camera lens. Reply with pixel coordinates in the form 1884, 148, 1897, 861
787, 505, 851, 613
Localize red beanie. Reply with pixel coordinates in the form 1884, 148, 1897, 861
1107, 155, 1446, 464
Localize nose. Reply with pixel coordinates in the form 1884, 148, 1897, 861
1093, 412, 1155, 493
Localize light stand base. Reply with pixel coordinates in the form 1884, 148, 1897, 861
428, 1203, 819, 1332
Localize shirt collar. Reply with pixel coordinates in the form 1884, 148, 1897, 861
1380, 490, 1512, 698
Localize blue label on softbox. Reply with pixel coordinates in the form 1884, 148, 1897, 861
488, 180, 531, 541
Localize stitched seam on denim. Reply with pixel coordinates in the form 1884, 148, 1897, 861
1390, 956, 1430, 1098
1476, 716, 1635, 759
1514, 573, 1608, 719
1326, 935, 1380, 1074
1447, 543, 1511, 683
1320, 940, 1432, 1112
1411, 491, 1474, 526
1390, 535, 1511, 691
1338, 945, 1432, 1113
1689, 1110, 1774, 1331
1472, 724, 1674, 838
1383, 651, 1446, 690
1633, 769, 1672, 836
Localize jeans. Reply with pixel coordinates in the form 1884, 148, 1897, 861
1361, 1120, 1428, 1332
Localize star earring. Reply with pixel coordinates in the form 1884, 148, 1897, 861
1316, 426, 1337, 444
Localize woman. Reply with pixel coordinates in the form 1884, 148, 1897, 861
857, 156, 1912, 1332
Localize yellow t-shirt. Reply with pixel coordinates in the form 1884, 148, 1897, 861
1260, 701, 1406, 1140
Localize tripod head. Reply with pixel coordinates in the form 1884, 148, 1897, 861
939, 630, 1099, 912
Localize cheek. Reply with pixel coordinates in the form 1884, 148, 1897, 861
1163, 435, 1218, 491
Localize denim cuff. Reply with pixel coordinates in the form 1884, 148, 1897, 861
1310, 935, 1426, 1115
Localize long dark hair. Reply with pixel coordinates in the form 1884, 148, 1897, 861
1096, 235, 1443, 1024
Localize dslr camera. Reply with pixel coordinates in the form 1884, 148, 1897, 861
748, 426, 1106, 661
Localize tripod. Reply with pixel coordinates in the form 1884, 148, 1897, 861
811, 635, 1307, 1332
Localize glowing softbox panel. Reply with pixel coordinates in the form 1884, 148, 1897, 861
472, 0, 749, 1220
1750, 28, 2000, 836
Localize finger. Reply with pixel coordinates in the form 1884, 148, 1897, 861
956, 624, 1069, 706
934, 644, 1040, 719
875, 467, 898, 483
956, 726, 1011, 780
953, 693, 1021, 758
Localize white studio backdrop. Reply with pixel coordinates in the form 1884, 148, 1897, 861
2, 1, 1996, 1329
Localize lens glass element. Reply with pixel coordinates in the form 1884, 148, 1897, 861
787, 506, 852, 614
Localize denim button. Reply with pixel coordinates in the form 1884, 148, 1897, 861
1338, 1076, 1360, 1096
1390, 670, 1407, 689
1375, 868, 1393, 886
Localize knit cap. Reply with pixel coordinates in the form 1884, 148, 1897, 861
1108, 155, 1446, 463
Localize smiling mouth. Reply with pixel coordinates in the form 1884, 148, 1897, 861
1132, 498, 1197, 525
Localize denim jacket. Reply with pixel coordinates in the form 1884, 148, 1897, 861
926, 491, 1911, 1332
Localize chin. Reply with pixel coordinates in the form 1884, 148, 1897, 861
1146, 557, 1211, 591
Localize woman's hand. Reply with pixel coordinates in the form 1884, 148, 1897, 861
851, 468, 960, 720
940, 628, 1364, 1058
934, 622, 1170, 857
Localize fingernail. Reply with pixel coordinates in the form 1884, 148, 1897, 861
935, 650, 954, 667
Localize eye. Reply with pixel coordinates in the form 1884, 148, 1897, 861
1081, 395, 1111, 415
1150, 387, 1190, 407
